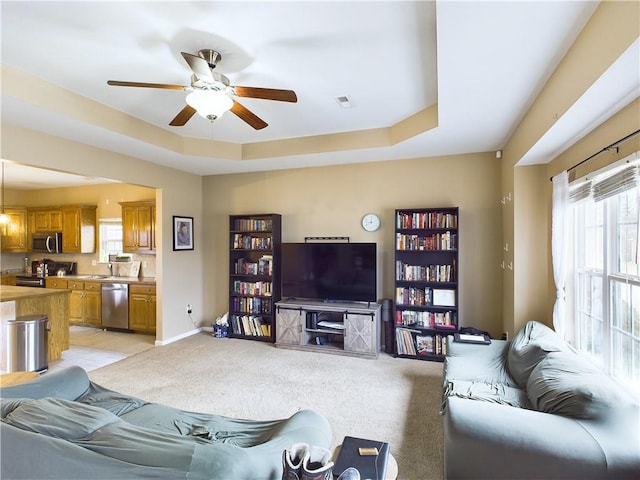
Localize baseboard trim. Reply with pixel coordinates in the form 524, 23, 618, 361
155, 327, 202, 346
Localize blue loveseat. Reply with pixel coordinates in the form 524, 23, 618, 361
0, 366, 331, 479
441, 320, 640, 479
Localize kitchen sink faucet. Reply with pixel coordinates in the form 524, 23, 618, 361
108, 263, 113, 276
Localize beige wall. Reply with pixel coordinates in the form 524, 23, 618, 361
1, 124, 204, 344
500, 1, 639, 337
203, 152, 505, 337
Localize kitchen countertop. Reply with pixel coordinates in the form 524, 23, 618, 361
56, 275, 156, 284
0, 285, 71, 301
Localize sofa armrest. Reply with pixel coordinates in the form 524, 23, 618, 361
0, 366, 90, 401
444, 337, 516, 387
444, 397, 611, 479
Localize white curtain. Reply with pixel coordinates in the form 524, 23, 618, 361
551, 171, 569, 337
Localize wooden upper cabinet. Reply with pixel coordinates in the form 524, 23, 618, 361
1, 207, 28, 253
120, 201, 155, 254
33, 208, 62, 232
61, 205, 97, 253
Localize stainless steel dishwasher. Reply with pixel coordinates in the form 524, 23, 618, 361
101, 283, 130, 330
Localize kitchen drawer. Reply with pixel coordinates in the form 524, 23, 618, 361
84, 281, 101, 291
129, 284, 156, 295
67, 281, 85, 290
45, 278, 68, 289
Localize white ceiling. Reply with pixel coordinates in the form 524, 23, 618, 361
1, 1, 637, 189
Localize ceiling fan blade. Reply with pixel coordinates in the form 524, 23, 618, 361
230, 101, 268, 130
107, 80, 188, 90
233, 86, 298, 103
180, 52, 214, 83
169, 105, 197, 126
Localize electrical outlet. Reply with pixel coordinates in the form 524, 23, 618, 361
91, 260, 97, 266
187, 304, 193, 315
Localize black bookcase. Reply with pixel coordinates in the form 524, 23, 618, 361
394, 207, 459, 361
228, 213, 281, 342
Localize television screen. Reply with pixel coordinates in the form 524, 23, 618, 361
281, 242, 377, 302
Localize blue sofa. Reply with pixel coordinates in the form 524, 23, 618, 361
441, 320, 640, 479
0, 366, 332, 479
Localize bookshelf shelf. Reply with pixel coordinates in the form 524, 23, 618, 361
228, 213, 281, 343
394, 207, 459, 361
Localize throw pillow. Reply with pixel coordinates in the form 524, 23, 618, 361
507, 320, 567, 388
526, 351, 633, 419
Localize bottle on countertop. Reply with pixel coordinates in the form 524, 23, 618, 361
23, 257, 30, 273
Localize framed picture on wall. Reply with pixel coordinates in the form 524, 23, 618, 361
173, 216, 194, 251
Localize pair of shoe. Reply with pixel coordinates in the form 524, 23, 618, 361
282, 444, 361, 480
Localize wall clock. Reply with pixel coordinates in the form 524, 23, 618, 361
361, 213, 381, 232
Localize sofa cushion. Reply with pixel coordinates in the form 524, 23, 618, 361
507, 321, 567, 388
526, 351, 634, 419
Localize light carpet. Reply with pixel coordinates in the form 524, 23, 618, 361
89, 332, 445, 480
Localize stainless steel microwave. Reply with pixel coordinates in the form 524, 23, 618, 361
32, 232, 62, 253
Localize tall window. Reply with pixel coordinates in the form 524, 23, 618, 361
571, 157, 639, 391
99, 218, 123, 263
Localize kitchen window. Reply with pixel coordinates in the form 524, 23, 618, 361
99, 218, 123, 263
571, 155, 639, 391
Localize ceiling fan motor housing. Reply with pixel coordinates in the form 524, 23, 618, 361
198, 49, 222, 69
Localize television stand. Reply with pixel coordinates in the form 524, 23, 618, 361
275, 299, 381, 359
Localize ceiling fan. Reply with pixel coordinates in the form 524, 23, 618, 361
107, 49, 297, 130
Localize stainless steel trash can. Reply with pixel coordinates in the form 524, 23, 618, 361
1, 315, 49, 373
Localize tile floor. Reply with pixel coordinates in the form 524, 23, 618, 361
46, 326, 155, 374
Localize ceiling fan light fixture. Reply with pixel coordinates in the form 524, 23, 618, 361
186, 90, 234, 121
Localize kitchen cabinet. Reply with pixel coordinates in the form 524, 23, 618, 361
61, 205, 97, 253
31, 208, 63, 233
1, 207, 28, 253
0, 275, 17, 286
67, 280, 101, 327
129, 284, 156, 334
121, 201, 155, 254
27, 205, 96, 253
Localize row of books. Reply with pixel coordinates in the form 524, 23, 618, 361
396, 212, 457, 230
396, 328, 449, 356
395, 309, 456, 328
232, 280, 273, 296
232, 234, 272, 250
233, 218, 273, 232
230, 296, 272, 314
234, 256, 273, 276
396, 232, 457, 251
230, 314, 271, 337
395, 287, 457, 307
416, 334, 448, 356
395, 261, 456, 282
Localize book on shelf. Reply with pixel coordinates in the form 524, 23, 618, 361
416, 335, 435, 354
233, 218, 273, 232
233, 315, 270, 336
395, 328, 418, 356
232, 234, 272, 250
395, 309, 457, 329
333, 436, 390, 480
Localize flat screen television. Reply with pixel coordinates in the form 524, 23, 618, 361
281, 242, 377, 302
